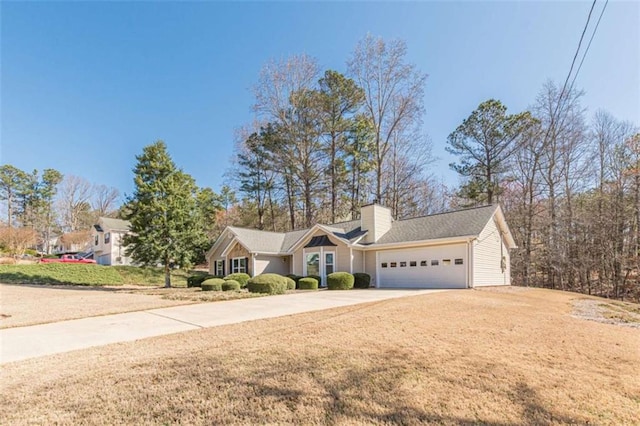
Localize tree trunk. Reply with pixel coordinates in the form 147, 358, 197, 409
164, 260, 171, 288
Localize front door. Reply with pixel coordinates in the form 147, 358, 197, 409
305, 250, 335, 286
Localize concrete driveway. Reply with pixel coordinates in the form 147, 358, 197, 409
0, 288, 447, 364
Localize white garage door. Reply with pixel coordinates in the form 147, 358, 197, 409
378, 244, 467, 289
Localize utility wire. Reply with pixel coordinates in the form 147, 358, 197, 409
569, 0, 609, 93
539, 0, 598, 149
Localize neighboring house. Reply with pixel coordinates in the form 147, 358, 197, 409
206, 204, 516, 289
54, 231, 92, 254
91, 217, 133, 266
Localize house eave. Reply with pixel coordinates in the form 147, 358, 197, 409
357, 235, 477, 251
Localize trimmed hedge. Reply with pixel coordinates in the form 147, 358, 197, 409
188, 273, 221, 288
306, 274, 322, 287
223, 273, 250, 288
327, 272, 354, 290
247, 273, 288, 295
286, 274, 303, 288
353, 273, 371, 289
201, 278, 225, 291
285, 277, 296, 290
222, 280, 241, 291
298, 277, 318, 290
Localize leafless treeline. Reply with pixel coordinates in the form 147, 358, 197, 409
501, 82, 639, 301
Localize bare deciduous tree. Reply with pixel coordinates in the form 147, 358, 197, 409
348, 34, 427, 204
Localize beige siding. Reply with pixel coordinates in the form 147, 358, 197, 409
361, 204, 392, 243
364, 251, 378, 286
473, 216, 510, 286
254, 255, 289, 276
335, 243, 351, 273
292, 251, 303, 276
352, 249, 364, 274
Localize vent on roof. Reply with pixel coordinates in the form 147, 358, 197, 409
304, 235, 337, 248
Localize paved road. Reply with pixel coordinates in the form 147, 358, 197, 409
0, 289, 446, 364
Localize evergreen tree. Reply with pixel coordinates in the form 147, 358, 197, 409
123, 141, 205, 287
446, 99, 535, 205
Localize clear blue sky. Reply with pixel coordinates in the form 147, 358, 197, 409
2, 1, 638, 201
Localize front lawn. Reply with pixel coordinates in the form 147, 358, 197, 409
1, 288, 638, 424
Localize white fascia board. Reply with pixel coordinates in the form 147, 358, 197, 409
205, 227, 233, 259
220, 236, 254, 258
357, 235, 477, 251
493, 206, 517, 249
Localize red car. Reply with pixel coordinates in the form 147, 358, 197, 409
40, 254, 97, 264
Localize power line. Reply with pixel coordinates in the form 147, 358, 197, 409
540, 0, 598, 149
569, 0, 609, 92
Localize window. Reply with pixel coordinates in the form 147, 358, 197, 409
410, 261, 417, 267
431, 260, 439, 266
104, 232, 111, 244
400, 261, 407, 267
381, 262, 388, 268
443, 259, 451, 266
420, 260, 427, 267
232, 257, 247, 274
325, 252, 334, 276
215, 260, 224, 276
306, 253, 319, 276
94, 235, 99, 246
455, 258, 464, 265
390, 262, 397, 268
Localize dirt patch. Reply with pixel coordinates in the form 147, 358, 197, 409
573, 298, 640, 328
1, 288, 638, 425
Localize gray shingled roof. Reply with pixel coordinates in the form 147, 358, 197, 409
373, 205, 498, 245
99, 217, 130, 232
280, 229, 308, 252
229, 227, 286, 253
222, 205, 498, 253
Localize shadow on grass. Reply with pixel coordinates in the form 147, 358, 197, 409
131, 347, 586, 425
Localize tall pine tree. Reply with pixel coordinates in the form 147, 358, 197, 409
123, 141, 206, 287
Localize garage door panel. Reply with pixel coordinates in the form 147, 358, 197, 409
378, 244, 467, 289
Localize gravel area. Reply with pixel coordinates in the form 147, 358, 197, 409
572, 298, 640, 328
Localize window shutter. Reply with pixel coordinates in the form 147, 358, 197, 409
229, 259, 233, 274
222, 260, 225, 276
245, 257, 249, 275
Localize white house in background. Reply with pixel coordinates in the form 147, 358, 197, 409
91, 217, 133, 266
206, 204, 516, 289
53, 231, 92, 254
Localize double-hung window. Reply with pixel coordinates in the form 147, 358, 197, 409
215, 260, 224, 276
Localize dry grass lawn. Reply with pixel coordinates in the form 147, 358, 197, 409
1, 287, 639, 425
0, 283, 259, 328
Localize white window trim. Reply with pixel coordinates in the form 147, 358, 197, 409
232, 257, 246, 274
215, 260, 224, 276
324, 251, 335, 277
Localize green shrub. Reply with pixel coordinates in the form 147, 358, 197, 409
285, 276, 296, 290
222, 280, 241, 291
306, 274, 322, 287
187, 273, 220, 288
201, 278, 225, 291
247, 273, 288, 295
223, 273, 250, 287
353, 273, 371, 289
327, 272, 354, 290
286, 274, 303, 288
298, 277, 318, 290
